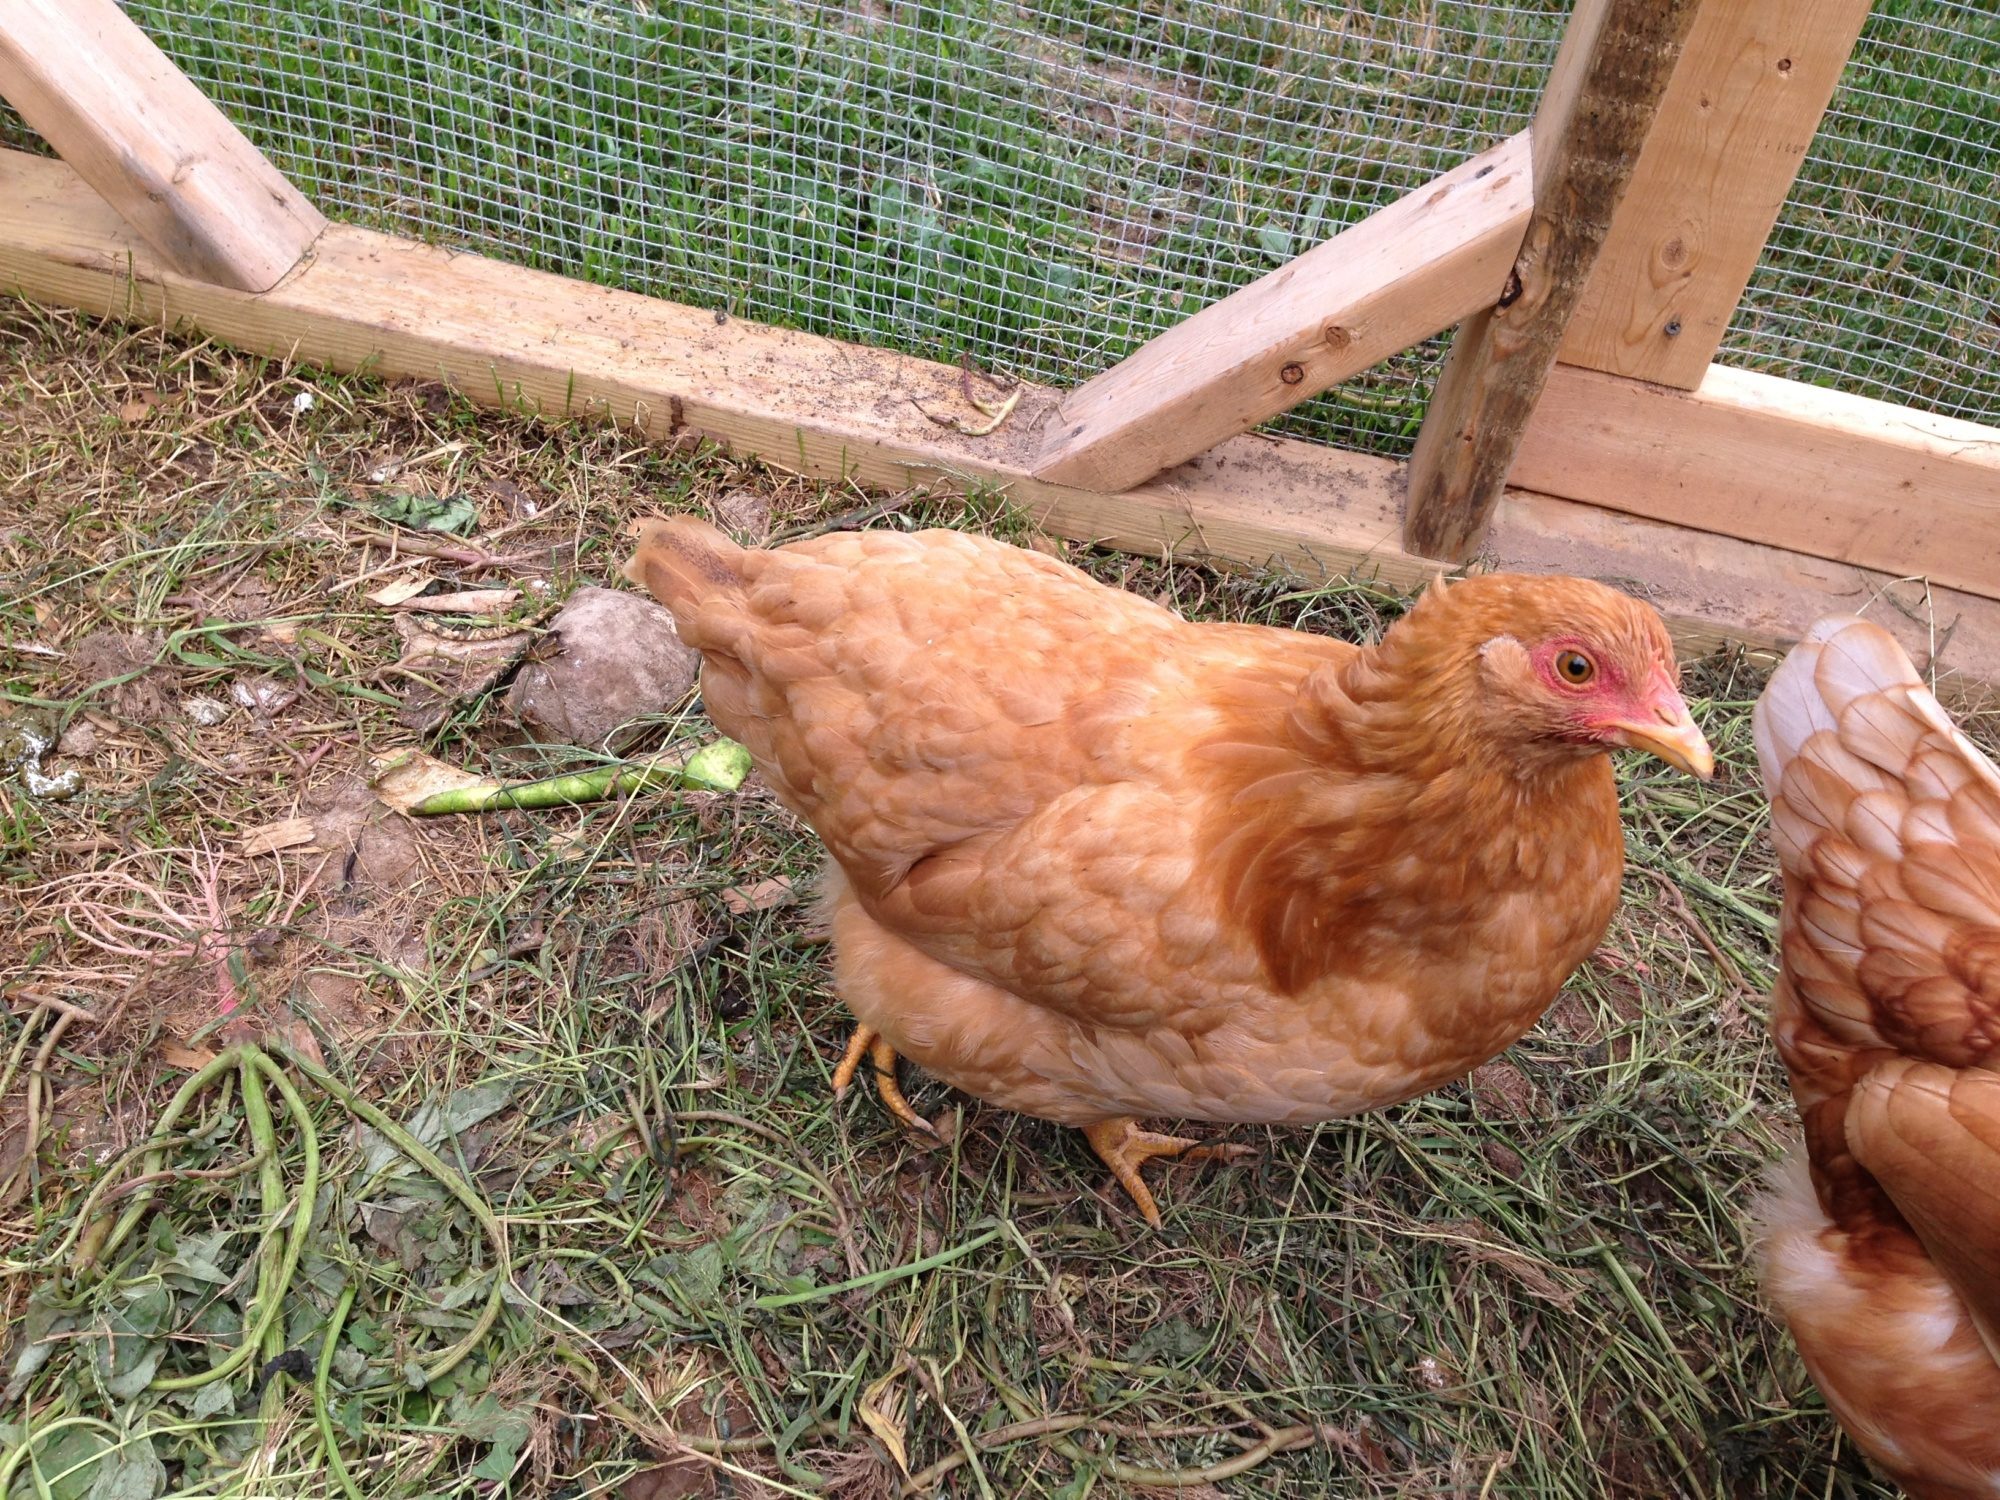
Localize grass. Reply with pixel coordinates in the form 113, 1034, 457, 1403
1, 0, 1992, 447
10, 302, 1998, 1499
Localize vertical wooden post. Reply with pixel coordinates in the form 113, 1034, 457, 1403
1402, 0, 1704, 563
0, 0, 324, 292
1557, 0, 1874, 387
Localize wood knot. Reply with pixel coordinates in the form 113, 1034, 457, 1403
1322, 325, 1353, 352
1776, 57, 1794, 73
1660, 236, 1688, 270
1280, 363, 1306, 385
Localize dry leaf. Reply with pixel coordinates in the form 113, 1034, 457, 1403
368, 747, 498, 816
241, 816, 317, 857
390, 618, 532, 732
394, 589, 520, 616
219, 1005, 326, 1069
547, 825, 614, 863
160, 1042, 217, 1070
857, 1369, 910, 1477
365, 571, 435, 607
116, 389, 163, 424
720, 876, 795, 915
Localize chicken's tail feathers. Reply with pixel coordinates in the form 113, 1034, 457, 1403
623, 515, 748, 621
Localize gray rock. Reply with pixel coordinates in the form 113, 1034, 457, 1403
507, 586, 699, 749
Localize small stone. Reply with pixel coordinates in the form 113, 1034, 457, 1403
231, 675, 298, 716
714, 489, 772, 542
184, 696, 231, 727
507, 586, 700, 750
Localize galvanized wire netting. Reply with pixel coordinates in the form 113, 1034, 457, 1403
8, 2, 1995, 451
1724, 2, 1999, 422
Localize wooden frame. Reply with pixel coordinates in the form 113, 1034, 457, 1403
0, 0, 323, 292
1403, 0, 1705, 560
1518, 363, 2000, 599
1559, 0, 1876, 386
5, 145, 1995, 694
1033, 132, 1533, 495
1401, 0, 1881, 560
1, 0, 1995, 693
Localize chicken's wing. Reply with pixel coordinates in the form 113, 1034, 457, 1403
1753, 615, 2000, 1497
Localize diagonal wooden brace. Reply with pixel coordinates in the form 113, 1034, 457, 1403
0, 0, 324, 292
1032, 130, 1533, 496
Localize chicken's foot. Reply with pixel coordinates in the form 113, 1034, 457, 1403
1083, 1117, 1256, 1228
832, 1026, 937, 1137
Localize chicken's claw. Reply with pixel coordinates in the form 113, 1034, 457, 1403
1083, 1117, 1256, 1228
832, 1025, 938, 1137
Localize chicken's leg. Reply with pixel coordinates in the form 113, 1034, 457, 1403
832, 1025, 937, 1137
1084, 1117, 1256, 1228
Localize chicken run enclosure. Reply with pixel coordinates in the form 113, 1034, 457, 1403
0, 0, 1997, 686
6, 1, 2000, 1497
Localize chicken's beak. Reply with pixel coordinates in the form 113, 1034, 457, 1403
1601, 692, 1715, 780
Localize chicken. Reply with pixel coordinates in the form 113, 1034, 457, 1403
1751, 616, 2000, 1499
626, 517, 1713, 1224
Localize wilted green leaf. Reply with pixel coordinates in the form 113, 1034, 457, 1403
651, 1241, 725, 1305
23, 1425, 108, 1500
359, 1080, 514, 1177
119, 1287, 172, 1339
157, 1227, 234, 1291
5, 1286, 73, 1403
450, 1393, 532, 1481
84, 1435, 166, 1500
331, 1344, 369, 1385
434, 1274, 488, 1312
186, 1380, 236, 1421
371, 491, 478, 536
94, 1295, 169, 1400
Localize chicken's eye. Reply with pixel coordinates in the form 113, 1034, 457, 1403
1555, 650, 1596, 686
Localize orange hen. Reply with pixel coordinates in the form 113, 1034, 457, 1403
627, 517, 1713, 1223
1752, 616, 2000, 1499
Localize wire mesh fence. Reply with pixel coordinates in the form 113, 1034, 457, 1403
6, 1, 1995, 453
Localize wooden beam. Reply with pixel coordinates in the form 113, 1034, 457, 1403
3, 145, 1998, 697
0, 0, 325, 292
1515, 361, 2000, 599
1031, 132, 1532, 495
1559, 0, 1874, 387
0, 146, 1438, 594
1485, 488, 2000, 702
1403, 0, 1703, 562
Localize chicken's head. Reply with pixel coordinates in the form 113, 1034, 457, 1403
1394, 574, 1715, 779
